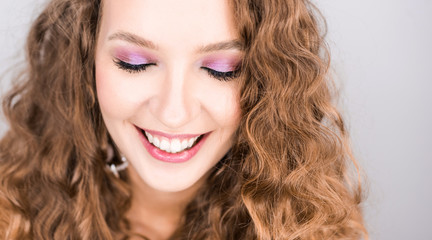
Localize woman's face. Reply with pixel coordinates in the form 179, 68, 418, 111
95, 0, 241, 192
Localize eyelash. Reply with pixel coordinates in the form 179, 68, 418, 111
114, 59, 239, 81
200, 67, 239, 82
114, 60, 156, 73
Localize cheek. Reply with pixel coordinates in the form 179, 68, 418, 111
95, 66, 138, 121
203, 83, 240, 127
95, 55, 160, 120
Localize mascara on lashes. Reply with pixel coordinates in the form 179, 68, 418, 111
112, 49, 240, 81
201, 57, 241, 81
115, 59, 237, 81
113, 49, 156, 73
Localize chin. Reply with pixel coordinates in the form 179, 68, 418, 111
125, 129, 229, 194
141, 171, 206, 193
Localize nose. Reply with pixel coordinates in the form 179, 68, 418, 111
149, 67, 199, 130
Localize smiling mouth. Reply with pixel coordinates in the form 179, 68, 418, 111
138, 128, 205, 154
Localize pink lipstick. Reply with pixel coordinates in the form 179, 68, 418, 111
136, 126, 210, 163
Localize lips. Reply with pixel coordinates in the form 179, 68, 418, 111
135, 126, 210, 163
142, 129, 203, 153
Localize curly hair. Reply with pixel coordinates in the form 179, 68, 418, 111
0, 0, 367, 239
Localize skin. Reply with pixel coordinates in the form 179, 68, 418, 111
95, 0, 241, 238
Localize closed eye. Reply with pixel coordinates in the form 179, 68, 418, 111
114, 59, 156, 73
201, 67, 239, 81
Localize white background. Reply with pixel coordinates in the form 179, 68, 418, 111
1, 1, 431, 239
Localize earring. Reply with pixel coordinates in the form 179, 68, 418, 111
108, 155, 129, 178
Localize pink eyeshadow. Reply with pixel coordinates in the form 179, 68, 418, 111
113, 48, 156, 65
202, 56, 241, 72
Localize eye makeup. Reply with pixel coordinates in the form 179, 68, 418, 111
112, 47, 157, 73
200, 55, 242, 81
111, 46, 242, 81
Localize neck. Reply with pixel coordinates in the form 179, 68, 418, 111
125, 166, 205, 240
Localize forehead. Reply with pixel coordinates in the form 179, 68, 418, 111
99, 0, 238, 51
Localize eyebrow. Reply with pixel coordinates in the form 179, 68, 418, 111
197, 39, 243, 53
108, 31, 159, 50
108, 31, 242, 53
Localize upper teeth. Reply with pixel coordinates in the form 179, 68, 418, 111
144, 131, 200, 153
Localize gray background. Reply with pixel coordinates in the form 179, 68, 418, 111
1, 1, 431, 239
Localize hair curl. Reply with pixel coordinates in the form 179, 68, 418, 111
0, 0, 367, 239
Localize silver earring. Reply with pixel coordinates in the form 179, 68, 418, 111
109, 155, 128, 178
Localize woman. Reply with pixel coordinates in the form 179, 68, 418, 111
0, 0, 367, 239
